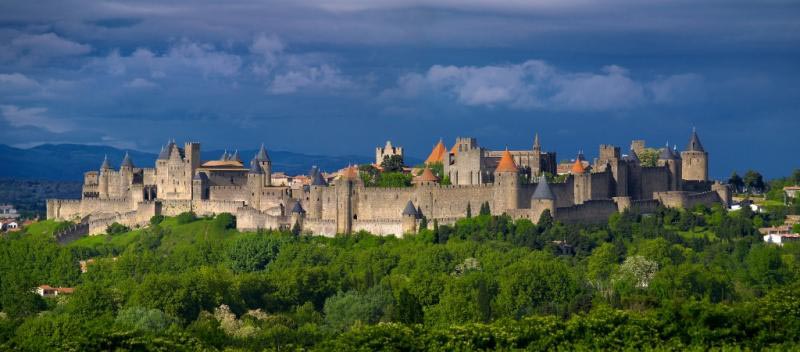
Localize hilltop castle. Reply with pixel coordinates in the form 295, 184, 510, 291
47, 130, 731, 236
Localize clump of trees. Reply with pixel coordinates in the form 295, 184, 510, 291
2, 174, 800, 350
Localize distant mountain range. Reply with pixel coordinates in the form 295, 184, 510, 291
0, 144, 412, 181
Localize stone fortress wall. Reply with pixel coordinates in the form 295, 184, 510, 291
47, 130, 729, 238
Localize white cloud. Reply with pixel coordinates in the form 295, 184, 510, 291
269, 64, 354, 94
124, 78, 158, 89
0, 73, 39, 90
0, 105, 72, 133
4, 33, 91, 64
250, 34, 284, 75
388, 60, 703, 111
648, 73, 705, 104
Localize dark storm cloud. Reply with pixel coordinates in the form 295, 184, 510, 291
0, 0, 797, 177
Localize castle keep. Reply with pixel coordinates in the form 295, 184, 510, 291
47, 130, 731, 236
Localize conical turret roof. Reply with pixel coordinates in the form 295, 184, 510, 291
310, 166, 328, 186
532, 176, 555, 200
425, 140, 447, 164
571, 158, 585, 174
495, 149, 519, 173
533, 133, 541, 150
231, 150, 241, 162
157, 145, 169, 160
686, 128, 704, 152
417, 167, 440, 182
291, 202, 305, 214
659, 142, 677, 160
248, 159, 263, 174
626, 148, 640, 163
100, 155, 111, 170
402, 200, 418, 217
256, 144, 270, 162
120, 152, 134, 168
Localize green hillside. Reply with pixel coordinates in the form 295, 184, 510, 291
1, 205, 800, 350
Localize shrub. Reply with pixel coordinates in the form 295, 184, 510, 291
176, 211, 197, 225
149, 215, 166, 226
106, 222, 130, 235
214, 213, 236, 230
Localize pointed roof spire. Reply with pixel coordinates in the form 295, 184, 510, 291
310, 166, 328, 186
416, 167, 440, 183
385, 140, 393, 149
157, 145, 169, 160
686, 128, 704, 152
495, 148, 519, 173
121, 151, 134, 168
627, 148, 640, 163
571, 152, 586, 174
342, 164, 358, 180
425, 139, 447, 164
221, 150, 229, 161
256, 143, 270, 162
100, 154, 111, 170
248, 159, 263, 174
231, 150, 241, 162
291, 202, 306, 214
532, 176, 555, 200
659, 141, 677, 160
533, 133, 541, 151
402, 200, 418, 217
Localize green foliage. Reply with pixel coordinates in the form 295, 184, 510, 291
637, 148, 659, 167
3, 204, 800, 350
479, 201, 490, 216
323, 286, 393, 332
744, 169, 765, 194
106, 222, 131, 235
175, 211, 197, 224
380, 154, 405, 172
149, 214, 166, 226
228, 234, 286, 273
213, 212, 236, 229
376, 172, 412, 187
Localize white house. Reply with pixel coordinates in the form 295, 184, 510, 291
763, 233, 800, 246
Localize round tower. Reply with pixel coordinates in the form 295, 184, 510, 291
247, 158, 264, 209
493, 149, 520, 213
308, 166, 327, 219
255, 144, 272, 187
335, 165, 358, 234
531, 176, 556, 223
290, 202, 306, 233
657, 143, 682, 191
401, 200, 418, 234
681, 128, 708, 182
98, 155, 111, 199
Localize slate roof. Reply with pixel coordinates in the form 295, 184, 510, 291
402, 200, 418, 217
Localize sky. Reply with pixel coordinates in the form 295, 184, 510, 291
0, 0, 798, 179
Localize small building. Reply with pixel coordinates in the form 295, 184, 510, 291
0, 204, 20, 219
35, 285, 75, 297
784, 186, 800, 199
1, 220, 19, 231
764, 233, 800, 246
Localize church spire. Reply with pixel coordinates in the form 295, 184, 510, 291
533, 133, 541, 152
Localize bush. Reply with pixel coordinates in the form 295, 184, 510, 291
214, 213, 236, 230
149, 215, 165, 226
176, 211, 197, 225
106, 222, 130, 235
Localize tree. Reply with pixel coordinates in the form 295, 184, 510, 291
228, 235, 284, 272
292, 220, 302, 236
214, 213, 236, 229
728, 172, 744, 193
176, 211, 197, 224
792, 168, 800, 185
395, 288, 423, 324
479, 202, 491, 216
380, 155, 404, 173
637, 148, 659, 167
466, 203, 472, 218
106, 222, 130, 235
323, 287, 392, 332
588, 243, 618, 297
537, 209, 554, 229
743, 170, 765, 194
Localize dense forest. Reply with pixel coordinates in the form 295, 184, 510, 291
1, 183, 800, 350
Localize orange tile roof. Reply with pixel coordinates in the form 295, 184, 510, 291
495, 149, 519, 173
571, 158, 586, 174
417, 167, 440, 182
425, 140, 447, 164
342, 165, 359, 180
450, 143, 458, 155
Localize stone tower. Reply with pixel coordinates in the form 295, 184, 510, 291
657, 143, 682, 191
401, 200, 418, 234
307, 166, 327, 220
335, 165, 359, 234
255, 144, 272, 187
681, 129, 708, 182
119, 152, 134, 197
247, 157, 264, 209
375, 140, 403, 165
493, 149, 520, 214
98, 155, 111, 199
571, 152, 591, 204
290, 202, 306, 232
531, 176, 556, 223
